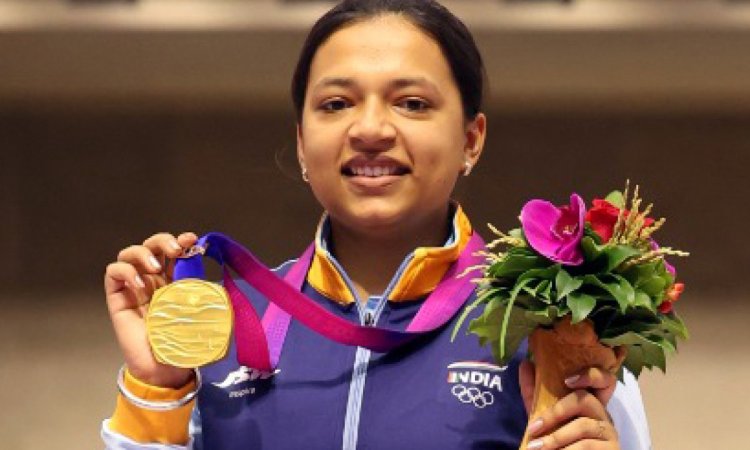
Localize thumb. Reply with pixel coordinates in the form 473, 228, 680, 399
519, 359, 535, 414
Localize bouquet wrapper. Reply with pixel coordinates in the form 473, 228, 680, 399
519, 317, 625, 449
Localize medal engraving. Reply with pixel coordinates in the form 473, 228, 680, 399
146, 279, 233, 368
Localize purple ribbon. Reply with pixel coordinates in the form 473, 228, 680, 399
174, 232, 485, 373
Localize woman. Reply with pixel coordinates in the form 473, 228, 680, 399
102, 1, 651, 449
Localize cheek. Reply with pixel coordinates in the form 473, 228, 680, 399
408, 128, 465, 177
300, 124, 343, 167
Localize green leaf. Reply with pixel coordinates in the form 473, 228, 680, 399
581, 236, 603, 262
621, 260, 658, 281
513, 294, 543, 309
451, 287, 503, 342
489, 249, 547, 279
632, 290, 654, 310
537, 279, 552, 302
498, 278, 535, 361
555, 269, 583, 301
600, 245, 640, 272
493, 306, 537, 365
661, 314, 690, 340
567, 291, 596, 323
621, 261, 669, 300
638, 276, 666, 299
605, 190, 625, 208
518, 266, 560, 301
466, 297, 505, 345
600, 319, 660, 340
467, 298, 536, 366
519, 265, 561, 282
582, 274, 635, 313
601, 331, 672, 376
524, 308, 554, 327
581, 234, 639, 273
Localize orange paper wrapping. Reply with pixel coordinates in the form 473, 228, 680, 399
519, 317, 625, 449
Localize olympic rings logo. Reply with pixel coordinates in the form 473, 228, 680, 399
451, 384, 495, 409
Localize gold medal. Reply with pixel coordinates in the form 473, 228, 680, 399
146, 278, 233, 368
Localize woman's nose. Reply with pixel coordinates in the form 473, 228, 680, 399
348, 100, 396, 150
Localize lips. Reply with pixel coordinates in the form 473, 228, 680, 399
341, 157, 411, 178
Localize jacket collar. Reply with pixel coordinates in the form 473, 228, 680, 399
307, 204, 473, 304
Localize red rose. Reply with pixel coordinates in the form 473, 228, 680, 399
585, 199, 654, 243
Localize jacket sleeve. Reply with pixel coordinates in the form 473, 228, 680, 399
101, 369, 201, 449
607, 369, 652, 450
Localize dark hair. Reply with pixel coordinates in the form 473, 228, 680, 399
291, 0, 486, 123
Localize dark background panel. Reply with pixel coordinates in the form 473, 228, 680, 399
2, 106, 746, 296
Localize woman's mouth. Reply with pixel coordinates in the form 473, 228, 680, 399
341, 165, 410, 177
341, 158, 411, 178
341, 158, 411, 190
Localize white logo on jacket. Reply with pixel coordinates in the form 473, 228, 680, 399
447, 361, 506, 409
212, 366, 279, 398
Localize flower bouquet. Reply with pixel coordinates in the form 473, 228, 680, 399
454, 182, 688, 448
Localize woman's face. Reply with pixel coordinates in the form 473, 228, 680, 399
297, 14, 485, 237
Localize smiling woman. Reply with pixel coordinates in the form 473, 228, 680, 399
100, 1, 651, 449
296, 14, 485, 298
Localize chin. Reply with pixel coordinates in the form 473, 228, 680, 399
333, 201, 412, 232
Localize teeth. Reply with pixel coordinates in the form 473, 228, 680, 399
349, 166, 399, 177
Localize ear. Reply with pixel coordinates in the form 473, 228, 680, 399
296, 123, 305, 169
462, 112, 486, 171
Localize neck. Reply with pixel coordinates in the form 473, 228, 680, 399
329, 206, 452, 302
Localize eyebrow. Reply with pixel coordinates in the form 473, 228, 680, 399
311, 77, 442, 97
313, 77, 356, 90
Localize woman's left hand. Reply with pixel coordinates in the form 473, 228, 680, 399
519, 361, 620, 449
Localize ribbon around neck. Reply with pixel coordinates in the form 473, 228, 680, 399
173, 232, 486, 373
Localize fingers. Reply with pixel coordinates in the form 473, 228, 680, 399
117, 244, 165, 275
527, 417, 616, 450
104, 261, 150, 313
564, 366, 619, 406
105, 231, 198, 307
142, 232, 191, 260
527, 390, 611, 444
118, 232, 197, 279
519, 359, 536, 413
175, 231, 198, 249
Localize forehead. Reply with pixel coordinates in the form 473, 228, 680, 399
308, 14, 456, 91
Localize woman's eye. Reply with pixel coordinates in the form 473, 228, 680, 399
319, 99, 350, 112
398, 98, 430, 113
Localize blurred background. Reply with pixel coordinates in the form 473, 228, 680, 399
1, 0, 747, 448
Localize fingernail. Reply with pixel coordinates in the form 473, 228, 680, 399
134, 275, 146, 288
148, 256, 162, 270
170, 240, 181, 250
565, 374, 580, 386
527, 418, 543, 435
527, 439, 544, 450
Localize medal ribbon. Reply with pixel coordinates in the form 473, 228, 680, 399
173, 232, 485, 373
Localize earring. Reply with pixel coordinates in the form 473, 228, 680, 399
463, 161, 473, 176
301, 167, 309, 182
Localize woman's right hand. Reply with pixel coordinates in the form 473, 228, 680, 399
104, 232, 199, 388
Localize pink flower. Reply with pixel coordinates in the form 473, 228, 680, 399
520, 193, 586, 266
